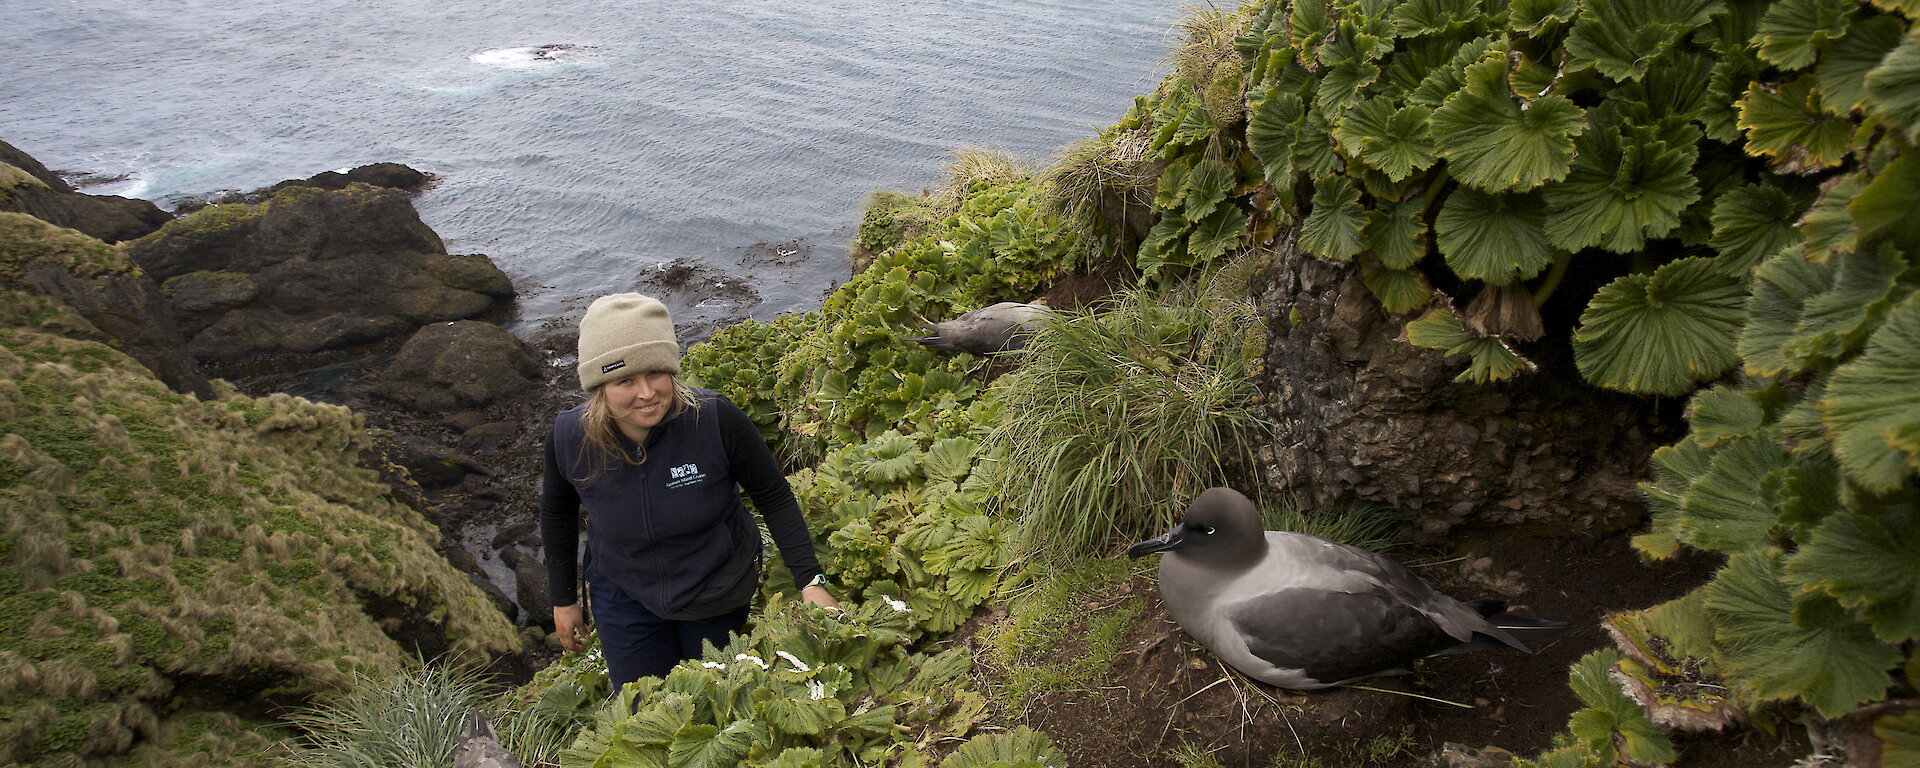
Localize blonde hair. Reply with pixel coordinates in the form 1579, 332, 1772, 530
572, 378, 701, 484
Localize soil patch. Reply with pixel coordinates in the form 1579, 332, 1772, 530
974, 529, 1808, 767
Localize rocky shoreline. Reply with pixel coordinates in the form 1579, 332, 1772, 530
4, 139, 582, 675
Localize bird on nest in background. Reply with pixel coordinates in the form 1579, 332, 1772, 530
910, 301, 1051, 354
453, 712, 522, 768
1127, 487, 1570, 690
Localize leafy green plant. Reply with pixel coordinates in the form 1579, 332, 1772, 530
688, 174, 1077, 461
559, 597, 984, 768
782, 425, 1016, 636
1514, 650, 1684, 768
985, 277, 1267, 559
936, 727, 1066, 768
493, 638, 613, 768
1112, 0, 1919, 401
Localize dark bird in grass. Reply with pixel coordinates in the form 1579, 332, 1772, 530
453, 712, 522, 768
911, 302, 1051, 354
1127, 487, 1570, 690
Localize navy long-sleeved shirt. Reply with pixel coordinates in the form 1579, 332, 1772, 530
538, 388, 822, 619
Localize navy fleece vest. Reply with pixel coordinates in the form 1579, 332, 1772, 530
551, 390, 759, 620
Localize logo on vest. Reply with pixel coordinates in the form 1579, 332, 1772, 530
666, 462, 707, 489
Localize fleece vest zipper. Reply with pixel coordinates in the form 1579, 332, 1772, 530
550, 390, 759, 619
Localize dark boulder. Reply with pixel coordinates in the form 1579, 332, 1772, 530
1251, 232, 1673, 539
3, 140, 171, 243
500, 546, 550, 623
125, 184, 514, 361
458, 421, 519, 453
375, 320, 543, 413
383, 432, 490, 490
1, 139, 71, 190
269, 162, 433, 195
0, 212, 210, 397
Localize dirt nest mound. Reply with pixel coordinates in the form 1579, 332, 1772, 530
966, 530, 1807, 767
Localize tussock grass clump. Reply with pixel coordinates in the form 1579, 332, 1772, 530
1, 162, 50, 196
0, 318, 518, 765
1166, 3, 1250, 127
0, 212, 134, 280
939, 146, 1032, 205
1259, 496, 1407, 556
1043, 128, 1155, 260
986, 267, 1268, 559
285, 664, 492, 768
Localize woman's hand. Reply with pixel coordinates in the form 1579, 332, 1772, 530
800, 584, 840, 609
553, 603, 586, 652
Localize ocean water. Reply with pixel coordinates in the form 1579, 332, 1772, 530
2, 0, 1179, 336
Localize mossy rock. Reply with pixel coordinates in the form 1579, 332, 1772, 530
0, 212, 134, 282
1, 162, 52, 204
374, 320, 542, 413
0, 326, 519, 766
124, 184, 513, 361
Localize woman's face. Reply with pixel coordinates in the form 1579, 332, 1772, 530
604, 371, 675, 432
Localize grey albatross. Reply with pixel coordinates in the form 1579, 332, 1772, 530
453, 712, 523, 768
910, 302, 1050, 354
1126, 487, 1569, 690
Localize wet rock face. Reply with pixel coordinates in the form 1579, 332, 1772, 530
1251, 234, 1673, 539
126, 184, 514, 361
375, 320, 543, 413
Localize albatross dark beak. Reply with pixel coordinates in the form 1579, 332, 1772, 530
1126, 528, 1182, 558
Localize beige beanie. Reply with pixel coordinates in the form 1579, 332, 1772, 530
577, 293, 680, 391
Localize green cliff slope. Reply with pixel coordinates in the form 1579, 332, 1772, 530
0, 217, 518, 767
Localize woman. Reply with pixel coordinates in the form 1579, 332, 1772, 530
539, 293, 837, 688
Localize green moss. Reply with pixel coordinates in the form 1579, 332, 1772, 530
0, 213, 132, 281
850, 190, 945, 271
143, 202, 262, 241
1, 163, 51, 206
979, 558, 1144, 717
1, 325, 520, 766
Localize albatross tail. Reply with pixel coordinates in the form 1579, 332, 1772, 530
1434, 607, 1572, 657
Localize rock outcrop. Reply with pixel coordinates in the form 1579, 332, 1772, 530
125, 183, 514, 362
2, 140, 172, 243
0, 212, 210, 397
1251, 232, 1674, 539
375, 320, 543, 413
0, 224, 521, 766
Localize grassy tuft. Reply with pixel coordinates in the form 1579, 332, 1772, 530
986, 266, 1268, 560
1170, 739, 1228, 768
1166, 3, 1251, 127
939, 146, 1032, 205
977, 558, 1145, 720
1042, 127, 1155, 259
2, 162, 51, 192
284, 664, 493, 768
0, 212, 134, 281
1259, 496, 1407, 555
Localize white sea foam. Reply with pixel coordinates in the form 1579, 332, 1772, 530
467, 44, 596, 70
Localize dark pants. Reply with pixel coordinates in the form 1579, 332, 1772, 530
586, 565, 749, 689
